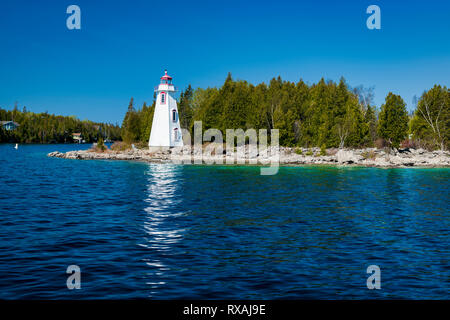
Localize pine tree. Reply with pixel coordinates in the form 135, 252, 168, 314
178, 85, 194, 131
121, 97, 140, 143
140, 102, 155, 143
363, 105, 378, 146
378, 93, 409, 148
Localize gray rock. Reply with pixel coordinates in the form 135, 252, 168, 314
336, 149, 364, 164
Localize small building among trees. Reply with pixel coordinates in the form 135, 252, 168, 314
72, 133, 82, 143
1, 121, 19, 131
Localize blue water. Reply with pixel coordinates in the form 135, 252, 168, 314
0, 144, 449, 299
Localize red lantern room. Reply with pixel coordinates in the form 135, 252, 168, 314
155, 70, 176, 92
160, 70, 173, 85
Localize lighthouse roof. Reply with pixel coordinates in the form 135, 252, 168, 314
155, 70, 177, 92
160, 70, 172, 80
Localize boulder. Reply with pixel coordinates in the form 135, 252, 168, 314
336, 149, 363, 164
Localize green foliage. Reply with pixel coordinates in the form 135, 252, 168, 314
180, 74, 377, 148
295, 148, 303, 155
377, 93, 409, 148
6, 75, 447, 152
97, 137, 106, 151
178, 84, 194, 131
305, 149, 313, 156
116, 74, 447, 151
0, 106, 121, 143
410, 85, 449, 150
121, 98, 155, 144
320, 144, 327, 156
139, 102, 155, 143
364, 106, 378, 147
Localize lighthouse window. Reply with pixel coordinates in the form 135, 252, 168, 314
172, 109, 177, 122
161, 93, 165, 104
174, 128, 179, 140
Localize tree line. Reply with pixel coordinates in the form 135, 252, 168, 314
122, 73, 449, 150
0, 106, 121, 143
5, 74, 445, 149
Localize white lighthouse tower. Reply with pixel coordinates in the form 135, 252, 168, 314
148, 70, 183, 151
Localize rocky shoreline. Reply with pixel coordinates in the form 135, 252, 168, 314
47, 146, 450, 168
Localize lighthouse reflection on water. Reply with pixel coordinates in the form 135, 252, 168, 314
140, 163, 187, 297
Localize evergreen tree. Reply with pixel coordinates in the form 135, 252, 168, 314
178, 85, 194, 131
378, 93, 409, 148
121, 97, 141, 143
139, 101, 155, 143
364, 105, 378, 146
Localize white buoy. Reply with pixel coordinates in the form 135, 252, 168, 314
14, 143, 18, 149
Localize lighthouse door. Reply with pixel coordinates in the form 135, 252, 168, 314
173, 128, 179, 141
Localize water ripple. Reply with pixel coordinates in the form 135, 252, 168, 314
0, 145, 448, 299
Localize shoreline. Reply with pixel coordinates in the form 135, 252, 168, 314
47, 146, 450, 168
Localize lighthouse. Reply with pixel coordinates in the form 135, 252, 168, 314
148, 70, 183, 151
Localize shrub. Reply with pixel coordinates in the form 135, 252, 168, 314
362, 150, 376, 160
305, 149, 313, 156
110, 141, 131, 151
320, 144, 327, 156
89, 137, 107, 153
135, 141, 149, 149
97, 137, 106, 152
295, 148, 303, 155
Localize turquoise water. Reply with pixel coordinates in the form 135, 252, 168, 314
0, 144, 449, 299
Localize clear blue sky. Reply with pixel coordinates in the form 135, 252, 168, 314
0, 0, 449, 124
